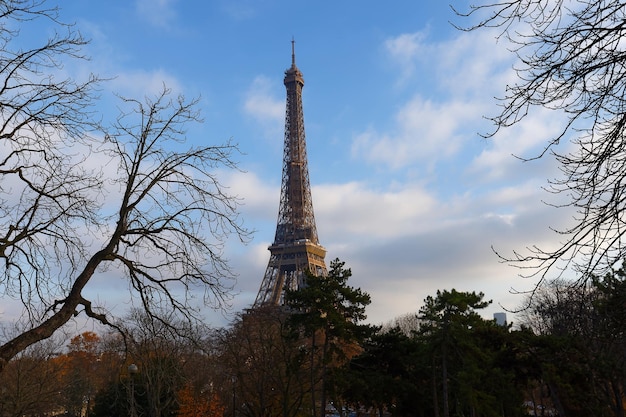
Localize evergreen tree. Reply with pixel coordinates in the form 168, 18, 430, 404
286, 259, 374, 417
417, 289, 520, 417
340, 326, 427, 417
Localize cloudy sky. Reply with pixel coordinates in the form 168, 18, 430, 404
3, 1, 578, 328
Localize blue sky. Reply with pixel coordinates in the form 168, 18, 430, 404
2, 1, 576, 327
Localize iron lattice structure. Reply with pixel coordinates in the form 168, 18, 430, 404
253, 44, 327, 307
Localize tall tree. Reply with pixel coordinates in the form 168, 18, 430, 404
592, 267, 626, 417
458, 0, 626, 283
59, 332, 108, 417
217, 306, 311, 417
285, 259, 374, 417
340, 326, 426, 417
123, 310, 203, 417
0, 0, 248, 371
417, 289, 494, 417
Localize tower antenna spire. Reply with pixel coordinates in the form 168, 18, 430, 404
291, 37, 296, 67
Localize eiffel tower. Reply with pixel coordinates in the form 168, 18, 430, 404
253, 42, 327, 307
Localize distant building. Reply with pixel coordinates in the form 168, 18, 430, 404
494, 312, 507, 326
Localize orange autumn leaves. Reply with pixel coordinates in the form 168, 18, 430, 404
176, 384, 225, 417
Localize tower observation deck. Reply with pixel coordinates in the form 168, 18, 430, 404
253, 42, 327, 307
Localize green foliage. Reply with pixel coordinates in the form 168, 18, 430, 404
416, 289, 526, 417
285, 258, 376, 369
286, 259, 373, 339
418, 289, 491, 332
339, 289, 530, 417
285, 258, 374, 417
339, 326, 428, 417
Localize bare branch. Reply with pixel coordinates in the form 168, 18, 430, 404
458, 0, 626, 285
0, 4, 248, 371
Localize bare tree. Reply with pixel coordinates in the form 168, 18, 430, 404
217, 307, 313, 417
457, 1, 626, 283
518, 279, 596, 336
122, 310, 195, 417
382, 312, 421, 336
0, 0, 247, 372
0, 329, 67, 417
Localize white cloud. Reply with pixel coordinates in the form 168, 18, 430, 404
243, 76, 284, 139
383, 28, 514, 95
334, 180, 566, 323
111, 68, 184, 99
314, 182, 437, 242
352, 29, 516, 172
469, 108, 567, 182
351, 98, 482, 169
435, 29, 515, 97
223, 169, 278, 221
383, 31, 428, 83
135, 0, 179, 28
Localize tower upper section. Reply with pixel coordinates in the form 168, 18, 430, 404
273, 41, 320, 246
